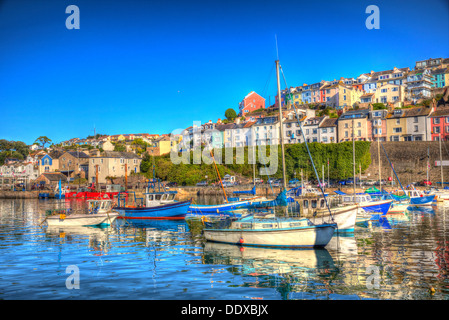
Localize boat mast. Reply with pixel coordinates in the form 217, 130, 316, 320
440, 133, 444, 187
253, 147, 256, 186
352, 118, 356, 195
378, 135, 381, 192
276, 60, 287, 190
210, 150, 228, 203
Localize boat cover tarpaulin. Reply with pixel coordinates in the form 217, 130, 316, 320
334, 190, 346, 195
233, 185, 256, 195
275, 189, 288, 206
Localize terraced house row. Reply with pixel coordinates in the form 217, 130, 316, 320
178, 90, 449, 151
276, 57, 449, 109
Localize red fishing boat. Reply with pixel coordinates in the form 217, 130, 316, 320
65, 184, 128, 200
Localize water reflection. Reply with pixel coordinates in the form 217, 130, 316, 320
2, 197, 449, 300
202, 242, 337, 300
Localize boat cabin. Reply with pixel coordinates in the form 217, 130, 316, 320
88, 199, 113, 214
299, 197, 328, 217
231, 218, 311, 230
144, 190, 177, 207
403, 189, 423, 198
341, 194, 373, 203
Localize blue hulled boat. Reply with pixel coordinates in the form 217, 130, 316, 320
337, 192, 392, 215
115, 189, 191, 220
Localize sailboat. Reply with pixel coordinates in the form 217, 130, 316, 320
187, 150, 255, 217
203, 59, 337, 248
429, 134, 449, 202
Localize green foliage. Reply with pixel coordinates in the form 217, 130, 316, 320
0, 139, 30, 165
35, 136, 52, 148
372, 103, 387, 110
225, 108, 237, 120
113, 142, 126, 152
140, 142, 372, 185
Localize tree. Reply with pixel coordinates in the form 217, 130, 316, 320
35, 136, 52, 149
225, 108, 237, 121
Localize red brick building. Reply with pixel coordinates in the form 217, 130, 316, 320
238, 91, 265, 116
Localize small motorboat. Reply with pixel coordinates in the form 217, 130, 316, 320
45, 199, 119, 227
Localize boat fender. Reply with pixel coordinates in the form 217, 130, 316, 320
59, 214, 66, 221
239, 237, 244, 244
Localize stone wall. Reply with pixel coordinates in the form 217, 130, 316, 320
366, 141, 449, 186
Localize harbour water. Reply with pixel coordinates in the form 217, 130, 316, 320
1, 197, 449, 300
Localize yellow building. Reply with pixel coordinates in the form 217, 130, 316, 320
146, 135, 177, 156
88, 151, 141, 184
337, 109, 371, 142
337, 84, 364, 108
37, 150, 64, 174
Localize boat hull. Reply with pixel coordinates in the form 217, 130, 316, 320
409, 195, 436, 206
46, 212, 118, 226
388, 202, 410, 213
204, 223, 336, 248
188, 200, 251, 215
360, 200, 392, 215
116, 200, 190, 220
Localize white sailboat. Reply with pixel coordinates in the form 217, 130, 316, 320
204, 58, 337, 248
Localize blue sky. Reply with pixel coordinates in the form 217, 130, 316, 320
1, 0, 448, 145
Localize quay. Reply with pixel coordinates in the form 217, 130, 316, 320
0, 185, 430, 199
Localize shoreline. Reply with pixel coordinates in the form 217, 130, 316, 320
0, 185, 429, 199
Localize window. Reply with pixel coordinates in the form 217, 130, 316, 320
357, 122, 361, 127
435, 127, 441, 133
345, 131, 349, 137
393, 127, 402, 133
381, 89, 387, 93
396, 119, 400, 125
358, 130, 361, 136
434, 118, 440, 124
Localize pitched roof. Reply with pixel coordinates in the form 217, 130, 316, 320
215, 123, 236, 132
429, 107, 449, 118
49, 150, 65, 159
40, 173, 68, 181
319, 118, 338, 128
386, 106, 432, 119
64, 151, 90, 158
100, 151, 141, 159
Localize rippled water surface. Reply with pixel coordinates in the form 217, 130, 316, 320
1, 198, 449, 300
